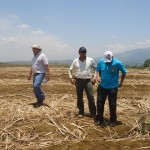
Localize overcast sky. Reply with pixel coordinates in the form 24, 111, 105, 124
0, 0, 150, 62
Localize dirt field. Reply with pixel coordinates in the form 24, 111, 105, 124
0, 64, 150, 150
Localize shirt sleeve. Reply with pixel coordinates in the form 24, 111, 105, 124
96, 61, 101, 72
91, 59, 97, 70
91, 59, 97, 79
69, 60, 75, 78
69, 60, 75, 70
42, 54, 49, 65
118, 61, 127, 74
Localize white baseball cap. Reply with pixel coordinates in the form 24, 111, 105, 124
31, 44, 42, 50
104, 51, 113, 62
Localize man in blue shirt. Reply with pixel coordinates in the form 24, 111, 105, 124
95, 51, 127, 126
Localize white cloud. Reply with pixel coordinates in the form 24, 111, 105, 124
18, 24, 30, 29
0, 36, 16, 44
106, 43, 134, 53
0, 33, 73, 62
135, 40, 150, 47
31, 30, 44, 35
106, 39, 150, 54
1, 15, 150, 62
0, 16, 73, 61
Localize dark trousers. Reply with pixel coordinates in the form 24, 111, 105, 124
75, 79, 96, 116
97, 85, 118, 122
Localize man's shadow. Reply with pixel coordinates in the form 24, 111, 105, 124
28, 102, 50, 108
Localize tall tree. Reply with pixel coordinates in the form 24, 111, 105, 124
143, 59, 150, 68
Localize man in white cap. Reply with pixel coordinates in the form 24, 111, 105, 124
95, 51, 127, 126
28, 44, 50, 107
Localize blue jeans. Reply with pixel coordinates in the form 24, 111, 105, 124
33, 73, 45, 102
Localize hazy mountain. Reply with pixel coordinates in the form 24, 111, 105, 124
113, 47, 150, 66
4, 47, 150, 66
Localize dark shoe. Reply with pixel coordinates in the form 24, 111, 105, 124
100, 120, 107, 127
95, 120, 107, 127
37, 99, 44, 106
33, 102, 38, 107
38, 101, 43, 105
95, 120, 100, 126
109, 120, 122, 127
109, 121, 117, 127
33, 101, 43, 108
92, 115, 97, 123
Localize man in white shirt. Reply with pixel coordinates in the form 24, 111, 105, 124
69, 47, 96, 120
28, 44, 50, 107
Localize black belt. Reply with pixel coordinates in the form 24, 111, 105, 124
76, 78, 91, 81
34, 73, 45, 75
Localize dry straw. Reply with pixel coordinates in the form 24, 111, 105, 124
0, 66, 150, 149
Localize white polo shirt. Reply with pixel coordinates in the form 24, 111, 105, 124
69, 57, 96, 79
32, 51, 48, 74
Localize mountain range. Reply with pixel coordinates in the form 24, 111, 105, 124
48, 47, 150, 66
112, 47, 150, 66
5, 47, 150, 66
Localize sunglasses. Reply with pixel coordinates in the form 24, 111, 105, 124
80, 51, 86, 53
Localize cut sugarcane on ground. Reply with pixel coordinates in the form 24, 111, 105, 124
0, 64, 150, 150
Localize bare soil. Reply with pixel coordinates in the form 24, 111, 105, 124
0, 65, 150, 150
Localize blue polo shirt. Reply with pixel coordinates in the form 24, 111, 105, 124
96, 58, 127, 89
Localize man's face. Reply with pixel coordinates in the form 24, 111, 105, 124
79, 51, 86, 57
32, 48, 40, 55
105, 54, 112, 63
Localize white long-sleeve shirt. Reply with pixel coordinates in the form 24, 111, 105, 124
69, 57, 96, 79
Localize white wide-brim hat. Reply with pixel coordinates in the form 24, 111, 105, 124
31, 44, 42, 50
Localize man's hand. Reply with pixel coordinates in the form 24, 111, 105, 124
91, 78, 96, 85
96, 77, 101, 83
28, 68, 32, 80
70, 78, 76, 84
45, 74, 50, 81
119, 82, 123, 88
27, 75, 31, 80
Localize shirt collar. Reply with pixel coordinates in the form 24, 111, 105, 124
79, 56, 86, 62
34, 51, 42, 57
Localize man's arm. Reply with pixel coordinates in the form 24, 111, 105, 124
95, 71, 101, 83
118, 61, 127, 87
28, 68, 32, 80
119, 73, 126, 87
69, 60, 76, 84
45, 64, 50, 81
91, 59, 97, 85
93, 60, 101, 83
69, 68, 76, 84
